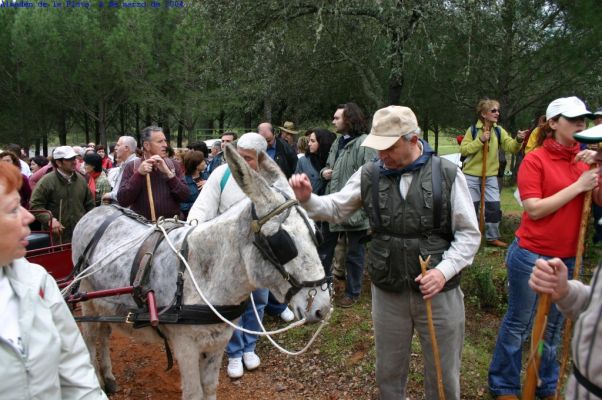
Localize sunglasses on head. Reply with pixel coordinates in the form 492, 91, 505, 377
489, 109, 500, 114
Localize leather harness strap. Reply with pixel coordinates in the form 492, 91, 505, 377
130, 221, 181, 308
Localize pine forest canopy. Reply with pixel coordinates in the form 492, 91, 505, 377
0, 0, 600, 154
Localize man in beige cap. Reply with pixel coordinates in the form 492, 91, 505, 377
289, 105, 480, 400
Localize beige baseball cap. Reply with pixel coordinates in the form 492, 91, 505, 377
361, 106, 419, 150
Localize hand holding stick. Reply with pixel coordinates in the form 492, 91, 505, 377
146, 174, 157, 222
419, 255, 445, 400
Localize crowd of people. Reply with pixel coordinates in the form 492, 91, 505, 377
2, 98, 602, 399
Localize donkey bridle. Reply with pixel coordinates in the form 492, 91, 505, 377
250, 191, 328, 304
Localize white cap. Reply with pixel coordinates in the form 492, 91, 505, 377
545, 96, 593, 120
237, 132, 267, 153
53, 146, 77, 160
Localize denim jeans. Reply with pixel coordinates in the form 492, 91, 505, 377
226, 288, 269, 359
488, 239, 575, 397
264, 291, 287, 316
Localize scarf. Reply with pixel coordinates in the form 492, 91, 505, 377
378, 139, 434, 177
542, 137, 580, 161
87, 171, 101, 195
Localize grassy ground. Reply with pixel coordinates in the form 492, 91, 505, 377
255, 184, 600, 399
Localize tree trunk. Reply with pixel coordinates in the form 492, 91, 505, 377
35, 137, 40, 156
95, 116, 100, 146
433, 124, 440, 154
42, 132, 48, 157
120, 103, 126, 136
177, 122, 183, 148
99, 102, 107, 148
135, 103, 141, 146
387, 79, 403, 106
58, 112, 68, 145
158, 110, 170, 141
218, 110, 225, 133
263, 98, 272, 122
84, 113, 90, 145
145, 109, 152, 127
422, 112, 430, 144
244, 111, 252, 131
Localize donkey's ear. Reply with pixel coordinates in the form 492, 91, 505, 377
257, 151, 285, 184
257, 151, 295, 197
224, 144, 276, 203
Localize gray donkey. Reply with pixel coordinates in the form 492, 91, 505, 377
71, 145, 331, 400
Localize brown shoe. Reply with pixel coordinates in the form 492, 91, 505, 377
337, 296, 357, 308
494, 395, 518, 400
488, 239, 508, 248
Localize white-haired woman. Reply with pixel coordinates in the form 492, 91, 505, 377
186, 132, 271, 379
0, 163, 106, 399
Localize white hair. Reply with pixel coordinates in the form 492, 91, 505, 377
236, 132, 267, 155
401, 127, 422, 141
119, 136, 138, 152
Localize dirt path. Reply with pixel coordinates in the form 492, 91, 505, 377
107, 329, 377, 400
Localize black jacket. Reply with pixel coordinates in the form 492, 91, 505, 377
272, 138, 298, 178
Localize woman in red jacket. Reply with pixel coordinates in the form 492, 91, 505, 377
488, 97, 599, 400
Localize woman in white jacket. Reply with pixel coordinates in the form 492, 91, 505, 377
0, 163, 106, 400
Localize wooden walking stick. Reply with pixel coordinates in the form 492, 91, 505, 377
522, 293, 552, 400
146, 174, 157, 222
479, 123, 491, 237
555, 164, 596, 399
58, 199, 63, 245
419, 255, 445, 400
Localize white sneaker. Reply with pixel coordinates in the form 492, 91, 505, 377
280, 307, 295, 322
227, 357, 243, 378
242, 351, 261, 370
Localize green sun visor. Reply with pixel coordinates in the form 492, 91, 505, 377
574, 124, 602, 144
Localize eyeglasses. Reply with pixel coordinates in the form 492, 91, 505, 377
489, 109, 500, 114
562, 115, 586, 123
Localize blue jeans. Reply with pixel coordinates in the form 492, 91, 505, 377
264, 291, 287, 316
488, 239, 574, 397
226, 288, 269, 359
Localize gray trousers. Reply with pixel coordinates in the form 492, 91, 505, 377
465, 175, 502, 240
372, 284, 465, 400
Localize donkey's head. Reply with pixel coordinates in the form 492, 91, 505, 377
224, 144, 331, 322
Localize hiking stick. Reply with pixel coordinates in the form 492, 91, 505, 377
523, 293, 551, 400
146, 174, 157, 222
555, 165, 595, 399
479, 124, 490, 237
58, 199, 63, 245
419, 255, 445, 400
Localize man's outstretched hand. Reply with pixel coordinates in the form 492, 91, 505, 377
289, 174, 313, 202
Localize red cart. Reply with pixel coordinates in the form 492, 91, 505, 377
25, 210, 74, 288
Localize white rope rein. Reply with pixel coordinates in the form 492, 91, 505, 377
157, 223, 331, 355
